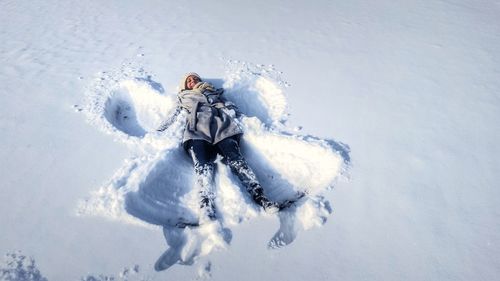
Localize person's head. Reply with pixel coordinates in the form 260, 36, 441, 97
180, 72, 202, 91
186, 75, 201, 90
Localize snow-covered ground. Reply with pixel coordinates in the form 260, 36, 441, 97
1, 0, 499, 280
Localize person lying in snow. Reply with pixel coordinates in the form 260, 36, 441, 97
158, 72, 279, 221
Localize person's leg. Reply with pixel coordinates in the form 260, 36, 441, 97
186, 140, 218, 220
216, 137, 278, 212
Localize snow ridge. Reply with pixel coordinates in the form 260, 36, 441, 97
78, 61, 349, 270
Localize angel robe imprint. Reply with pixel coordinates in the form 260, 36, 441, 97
79, 64, 350, 271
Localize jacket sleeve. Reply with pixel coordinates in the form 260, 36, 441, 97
215, 89, 236, 109
219, 91, 242, 118
157, 106, 182, 132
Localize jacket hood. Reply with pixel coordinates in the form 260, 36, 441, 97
179, 72, 202, 92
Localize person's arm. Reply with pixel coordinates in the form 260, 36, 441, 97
157, 106, 182, 132
218, 89, 242, 118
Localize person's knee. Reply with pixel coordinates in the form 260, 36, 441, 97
218, 137, 244, 162
188, 140, 217, 166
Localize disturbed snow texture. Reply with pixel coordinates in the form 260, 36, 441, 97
77, 62, 348, 268
0, 253, 48, 281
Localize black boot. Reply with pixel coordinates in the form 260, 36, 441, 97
250, 183, 279, 213
227, 159, 279, 212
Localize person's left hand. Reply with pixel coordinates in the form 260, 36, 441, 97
224, 108, 238, 118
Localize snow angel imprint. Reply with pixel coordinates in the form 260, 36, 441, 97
80, 64, 349, 271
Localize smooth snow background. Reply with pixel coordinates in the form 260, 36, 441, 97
1, 0, 499, 280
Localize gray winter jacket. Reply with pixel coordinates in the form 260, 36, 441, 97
177, 82, 243, 145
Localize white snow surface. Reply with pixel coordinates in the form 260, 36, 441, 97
1, 0, 499, 281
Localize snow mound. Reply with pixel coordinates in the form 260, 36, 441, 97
78, 61, 349, 270
242, 117, 344, 194
223, 60, 290, 126
83, 64, 179, 149
103, 79, 175, 137
0, 252, 48, 281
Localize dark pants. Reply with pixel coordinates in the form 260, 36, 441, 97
185, 136, 271, 217
185, 136, 244, 167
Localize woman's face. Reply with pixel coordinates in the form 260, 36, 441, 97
186, 75, 201, 90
